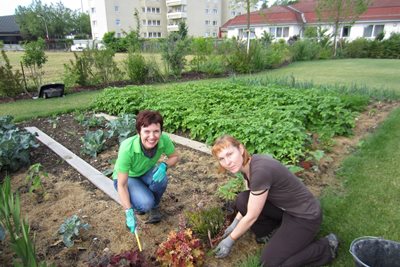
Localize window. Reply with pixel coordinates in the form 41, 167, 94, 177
156, 8, 160, 13
231, 11, 236, 16
212, 20, 217, 26
341, 26, 351, 37
363, 24, 384, 37
205, 20, 210, 25
205, 32, 210, 37
269, 27, 289, 38
147, 7, 151, 12
142, 7, 146, 12
91, 7, 96, 13
117, 32, 121, 38
143, 32, 147, 38
212, 32, 217, 37
213, 8, 218, 14
157, 20, 161, 26
142, 20, 147, 26
205, 8, 209, 14
115, 19, 121, 26
92, 20, 97, 26
114, 6, 119, 12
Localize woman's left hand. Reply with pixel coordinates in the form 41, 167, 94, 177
152, 162, 167, 182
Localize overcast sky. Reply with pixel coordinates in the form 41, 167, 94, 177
0, 0, 89, 16
1, 0, 269, 17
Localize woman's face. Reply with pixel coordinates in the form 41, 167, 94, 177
139, 123, 161, 150
216, 144, 244, 174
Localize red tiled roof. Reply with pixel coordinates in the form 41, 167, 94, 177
222, 0, 400, 28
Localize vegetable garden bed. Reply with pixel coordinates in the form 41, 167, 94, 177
1, 89, 399, 266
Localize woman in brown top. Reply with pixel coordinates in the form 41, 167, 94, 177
212, 135, 339, 267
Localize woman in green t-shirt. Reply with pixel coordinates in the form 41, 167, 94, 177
113, 110, 179, 234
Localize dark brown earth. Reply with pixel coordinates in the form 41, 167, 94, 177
1, 101, 399, 266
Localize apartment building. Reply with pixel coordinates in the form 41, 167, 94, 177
88, 0, 252, 40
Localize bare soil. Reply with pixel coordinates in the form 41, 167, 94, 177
1, 101, 399, 267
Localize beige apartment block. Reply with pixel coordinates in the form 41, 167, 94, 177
88, 0, 251, 40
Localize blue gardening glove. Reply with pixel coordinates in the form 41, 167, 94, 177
125, 208, 136, 233
152, 162, 167, 183
222, 218, 240, 238
214, 235, 235, 258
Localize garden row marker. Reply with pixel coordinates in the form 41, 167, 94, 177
25, 127, 121, 205
95, 113, 212, 155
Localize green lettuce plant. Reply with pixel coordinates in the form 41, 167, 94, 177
59, 215, 90, 248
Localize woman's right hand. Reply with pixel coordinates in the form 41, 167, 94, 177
125, 208, 136, 233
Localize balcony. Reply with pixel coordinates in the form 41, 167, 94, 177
166, 0, 187, 7
167, 12, 187, 20
167, 24, 179, 31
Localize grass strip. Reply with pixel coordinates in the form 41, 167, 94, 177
320, 107, 400, 266
0, 91, 100, 122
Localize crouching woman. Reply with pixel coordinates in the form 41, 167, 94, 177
212, 135, 338, 267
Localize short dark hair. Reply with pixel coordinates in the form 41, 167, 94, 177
135, 110, 164, 133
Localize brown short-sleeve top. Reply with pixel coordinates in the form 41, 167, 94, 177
244, 154, 321, 220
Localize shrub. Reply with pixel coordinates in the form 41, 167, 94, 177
185, 207, 225, 243
125, 51, 148, 84
156, 223, 204, 267
198, 55, 226, 76
0, 50, 23, 97
382, 33, 400, 59
21, 38, 47, 89
161, 32, 190, 77
290, 39, 321, 61
344, 38, 371, 58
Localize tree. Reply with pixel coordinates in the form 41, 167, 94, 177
231, 0, 259, 54
316, 0, 371, 56
22, 38, 48, 89
272, 0, 299, 6
15, 0, 91, 40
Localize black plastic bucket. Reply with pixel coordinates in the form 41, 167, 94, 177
349, 236, 400, 267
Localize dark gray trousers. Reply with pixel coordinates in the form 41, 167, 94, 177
236, 191, 333, 267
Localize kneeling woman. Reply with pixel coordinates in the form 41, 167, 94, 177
212, 135, 338, 267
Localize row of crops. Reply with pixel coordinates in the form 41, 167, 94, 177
93, 81, 369, 164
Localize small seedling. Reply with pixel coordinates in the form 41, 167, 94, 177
59, 215, 90, 247
25, 163, 47, 194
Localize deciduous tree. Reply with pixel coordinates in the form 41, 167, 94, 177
316, 0, 371, 56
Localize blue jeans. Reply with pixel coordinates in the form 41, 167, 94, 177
114, 167, 168, 213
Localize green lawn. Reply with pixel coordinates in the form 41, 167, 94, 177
256, 59, 400, 92
5, 51, 162, 83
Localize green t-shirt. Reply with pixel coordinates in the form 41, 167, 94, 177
113, 133, 175, 179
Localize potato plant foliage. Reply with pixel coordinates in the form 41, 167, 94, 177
94, 82, 364, 163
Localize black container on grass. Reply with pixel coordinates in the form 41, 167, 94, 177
350, 236, 400, 267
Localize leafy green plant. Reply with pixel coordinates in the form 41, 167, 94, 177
106, 114, 136, 143
58, 215, 90, 248
161, 32, 190, 77
216, 176, 245, 201
0, 115, 39, 172
125, 51, 149, 84
80, 129, 106, 158
80, 115, 105, 128
185, 207, 225, 243
25, 163, 47, 194
156, 221, 204, 267
0, 176, 51, 266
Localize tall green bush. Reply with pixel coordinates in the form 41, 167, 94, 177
125, 51, 148, 84
161, 32, 190, 76
0, 51, 24, 97
21, 38, 47, 90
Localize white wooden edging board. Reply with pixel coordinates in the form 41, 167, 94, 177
25, 127, 121, 205
95, 113, 212, 155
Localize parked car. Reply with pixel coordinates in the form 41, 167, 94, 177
70, 44, 87, 52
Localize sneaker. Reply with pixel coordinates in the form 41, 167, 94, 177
145, 207, 162, 224
326, 233, 339, 259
